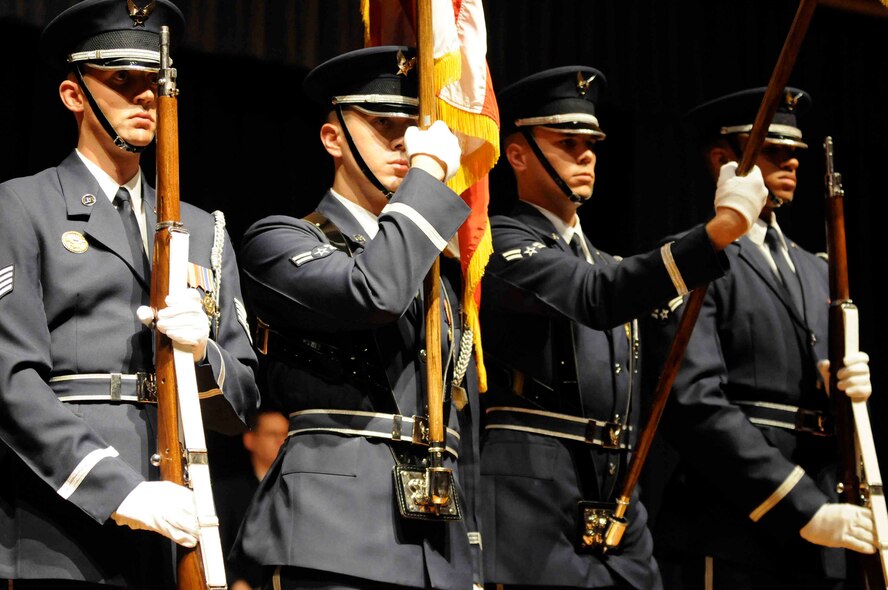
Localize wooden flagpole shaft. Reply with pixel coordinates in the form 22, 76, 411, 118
416, 0, 446, 453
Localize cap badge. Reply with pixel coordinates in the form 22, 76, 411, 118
576, 72, 596, 96
127, 0, 156, 27
784, 91, 804, 112
396, 50, 416, 77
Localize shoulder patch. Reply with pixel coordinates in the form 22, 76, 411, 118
0, 265, 12, 301
650, 295, 685, 322
290, 243, 337, 267
233, 298, 252, 344
501, 241, 546, 261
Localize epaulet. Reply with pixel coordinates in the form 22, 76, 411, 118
815, 252, 829, 262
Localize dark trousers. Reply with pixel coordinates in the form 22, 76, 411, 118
1, 582, 111, 589
265, 566, 430, 590
484, 583, 626, 589
657, 554, 845, 590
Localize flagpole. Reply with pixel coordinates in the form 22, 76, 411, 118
416, 0, 456, 511
417, 0, 442, 440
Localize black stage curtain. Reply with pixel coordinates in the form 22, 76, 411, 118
1, 1, 885, 519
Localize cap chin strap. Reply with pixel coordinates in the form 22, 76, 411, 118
73, 65, 148, 154
726, 134, 783, 208
520, 128, 588, 204
335, 105, 394, 200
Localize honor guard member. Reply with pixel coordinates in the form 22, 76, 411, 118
0, 0, 260, 587
478, 67, 773, 590
649, 88, 875, 589
231, 46, 485, 590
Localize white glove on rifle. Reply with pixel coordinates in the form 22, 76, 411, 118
817, 351, 872, 401
137, 289, 210, 363
111, 481, 199, 548
404, 120, 462, 183
713, 161, 768, 231
800, 503, 877, 554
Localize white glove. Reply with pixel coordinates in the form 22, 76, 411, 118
800, 503, 876, 554
137, 289, 209, 362
404, 120, 462, 183
713, 161, 768, 231
817, 351, 872, 401
111, 481, 199, 548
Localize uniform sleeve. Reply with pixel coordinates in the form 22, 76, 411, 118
0, 186, 143, 523
196, 227, 261, 435
483, 219, 726, 329
240, 169, 470, 332
658, 282, 828, 535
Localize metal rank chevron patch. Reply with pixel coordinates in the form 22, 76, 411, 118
501, 242, 546, 261
650, 295, 685, 322
290, 243, 337, 267
0, 265, 12, 301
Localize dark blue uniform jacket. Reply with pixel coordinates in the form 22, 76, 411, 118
479, 201, 727, 589
233, 169, 485, 590
652, 230, 843, 580
0, 151, 259, 586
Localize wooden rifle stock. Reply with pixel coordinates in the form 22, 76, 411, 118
153, 27, 222, 590
824, 136, 887, 589
587, 0, 819, 552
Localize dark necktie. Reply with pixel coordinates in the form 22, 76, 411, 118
765, 226, 803, 313
114, 187, 150, 276
570, 232, 606, 266
569, 233, 587, 260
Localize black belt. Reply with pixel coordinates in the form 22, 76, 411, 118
255, 319, 392, 406
484, 406, 632, 450
288, 409, 461, 458
49, 372, 157, 404
735, 400, 832, 436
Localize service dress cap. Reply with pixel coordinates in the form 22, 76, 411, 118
40, 0, 185, 72
303, 45, 419, 119
685, 86, 812, 149
498, 65, 608, 139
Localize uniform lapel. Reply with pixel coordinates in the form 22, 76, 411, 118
58, 152, 151, 291
512, 201, 566, 251
736, 235, 804, 324
784, 239, 817, 322
316, 191, 370, 254
143, 180, 158, 268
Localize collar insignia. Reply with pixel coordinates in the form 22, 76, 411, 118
396, 50, 416, 77
577, 72, 596, 96
127, 0, 156, 27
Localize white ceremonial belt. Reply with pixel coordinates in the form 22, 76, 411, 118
288, 409, 461, 458
484, 406, 633, 450
49, 372, 157, 404
735, 400, 832, 436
